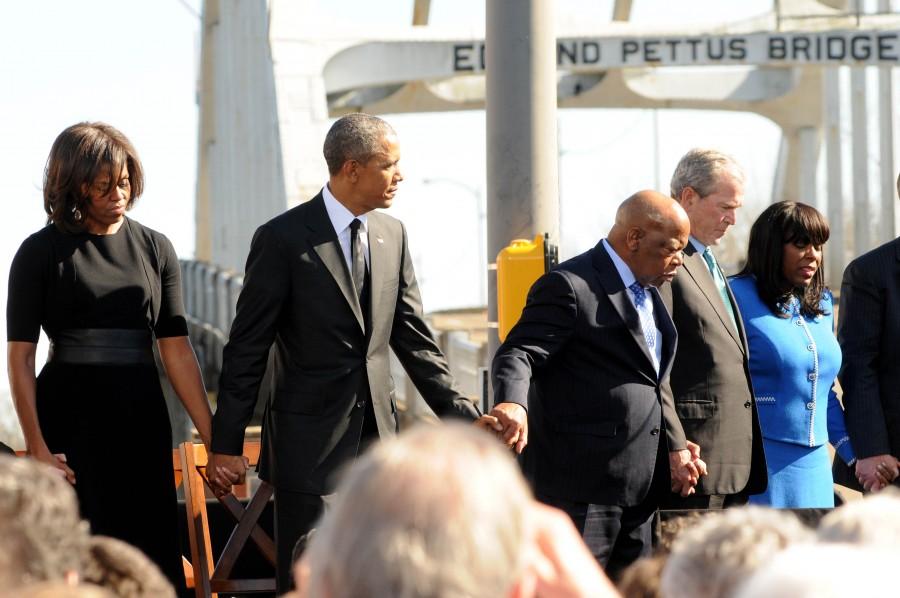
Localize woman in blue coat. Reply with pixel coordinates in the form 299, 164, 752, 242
729, 201, 865, 507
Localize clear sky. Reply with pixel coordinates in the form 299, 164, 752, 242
0, 0, 789, 445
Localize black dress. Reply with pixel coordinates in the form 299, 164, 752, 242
7, 218, 188, 588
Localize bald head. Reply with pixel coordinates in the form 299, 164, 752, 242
615, 190, 689, 232
608, 190, 690, 286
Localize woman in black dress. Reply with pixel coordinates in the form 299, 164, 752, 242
7, 122, 213, 589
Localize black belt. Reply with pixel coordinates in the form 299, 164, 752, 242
47, 328, 154, 366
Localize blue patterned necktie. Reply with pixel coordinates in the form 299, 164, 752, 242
702, 247, 737, 330
628, 282, 656, 353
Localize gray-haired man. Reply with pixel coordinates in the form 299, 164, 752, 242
658, 148, 768, 509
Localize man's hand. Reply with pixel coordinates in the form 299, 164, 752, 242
685, 439, 708, 477
488, 403, 528, 454
473, 414, 504, 436
669, 445, 703, 497
855, 454, 899, 492
206, 452, 250, 497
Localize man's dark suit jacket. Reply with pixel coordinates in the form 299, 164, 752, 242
492, 241, 683, 506
658, 242, 767, 499
837, 237, 900, 481
212, 193, 479, 494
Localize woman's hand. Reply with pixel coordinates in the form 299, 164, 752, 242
28, 444, 76, 485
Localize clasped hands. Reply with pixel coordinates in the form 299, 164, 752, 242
206, 452, 251, 497
669, 440, 707, 497
855, 454, 900, 492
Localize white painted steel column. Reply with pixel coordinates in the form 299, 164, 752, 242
824, 68, 845, 290
797, 126, 819, 207
485, 0, 560, 380
879, 0, 896, 243
851, 67, 871, 256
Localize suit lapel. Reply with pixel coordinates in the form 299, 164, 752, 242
682, 245, 743, 352
651, 286, 677, 379
306, 195, 366, 334
366, 212, 387, 337
592, 244, 657, 377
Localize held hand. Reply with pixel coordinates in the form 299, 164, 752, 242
669, 448, 700, 497
488, 403, 528, 454
473, 414, 504, 437
206, 452, 250, 497
686, 440, 709, 477
28, 445, 76, 485
856, 455, 900, 492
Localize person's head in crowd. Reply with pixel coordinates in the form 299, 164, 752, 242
81, 536, 175, 598
9, 582, 115, 598
300, 423, 533, 598
655, 512, 703, 555
607, 190, 690, 287
0, 455, 88, 588
818, 488, 900, 547
660, 506, 814, 598
43, 122, 144, 234
738, 200, 830, 318
617, 554, 666, 598
670, 148, 745, 247
733, 543, 894, 598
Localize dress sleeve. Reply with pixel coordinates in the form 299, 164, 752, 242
153, 233, 189, 338
7, 233, 49, 343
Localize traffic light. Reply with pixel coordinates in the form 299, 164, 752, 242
496, 233, 558, 342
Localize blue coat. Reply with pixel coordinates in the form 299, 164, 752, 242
729, 275, 855, 465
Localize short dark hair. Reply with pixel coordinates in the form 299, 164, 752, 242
738, 201, 830, 318
43, 122, 144, 234
322, 113, 395, 175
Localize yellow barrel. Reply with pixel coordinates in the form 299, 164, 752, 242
497, 235, 547, 342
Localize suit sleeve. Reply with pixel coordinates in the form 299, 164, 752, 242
837, 259, 891, 459
656, 282, 688, 451
491, 270, 578, 409
389, 222, 480, 421
212, 225, 290, 455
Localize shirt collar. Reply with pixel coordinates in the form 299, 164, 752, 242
601, 239, 639, 289
689, 236, 707, 255
322, 184, 367, 235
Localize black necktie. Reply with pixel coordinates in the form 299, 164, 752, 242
349, 218, 366, 303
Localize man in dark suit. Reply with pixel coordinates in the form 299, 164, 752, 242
659, 149, 767, 509
837, 172, 900, 492
489, 191, 698, 578
206, 113, 491, 591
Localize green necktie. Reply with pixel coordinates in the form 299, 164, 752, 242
702, 247, 737, 331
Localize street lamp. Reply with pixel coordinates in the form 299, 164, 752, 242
422, 177, 487, 306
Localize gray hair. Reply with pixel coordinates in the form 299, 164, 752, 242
0, 456, 89, 587
818, 489, 900, 548
733, 544, 897, 598
660, 506, 814, 598
670, 148, 745, 200
303, 423, 532, 598
82, 536, 175, 598
323, 113, 396, 175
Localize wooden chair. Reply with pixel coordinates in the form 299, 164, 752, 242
178, 441, 276, 598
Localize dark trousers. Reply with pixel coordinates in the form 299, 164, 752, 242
273, 397, 380, 593
537, 489, 658, 582
274, 489, 324, 594
660, 491, 749, 510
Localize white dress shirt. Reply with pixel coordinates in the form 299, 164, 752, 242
602, 238, 662, 371
322, 184, 369, 271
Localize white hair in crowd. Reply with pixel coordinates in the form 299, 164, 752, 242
0, 455, 89, 588
817, 488, 900, 548
302, 423, 532, 598
733, 543, 894, 598
660, 506, 813, 598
